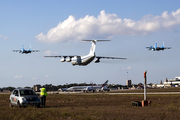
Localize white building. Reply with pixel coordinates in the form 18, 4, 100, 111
164, 77, 180, 85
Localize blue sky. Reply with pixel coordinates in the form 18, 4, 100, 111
1, 0, 180, 88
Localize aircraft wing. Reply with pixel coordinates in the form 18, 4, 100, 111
44, 55, 74, 58
12, 50, 21, 52
94, 56, 126, 63
96, 56, 127, 59
164, 47, 171, 49
157, 47, 171, 50
31, 50, 40, 52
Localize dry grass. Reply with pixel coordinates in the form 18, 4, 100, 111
1, 89, 180, 120
110, 87, 180, 93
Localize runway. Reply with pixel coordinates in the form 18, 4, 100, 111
105, 92, 180, 95
55, 91, 180, 95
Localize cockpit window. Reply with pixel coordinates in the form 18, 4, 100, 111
20, 90, 36, 95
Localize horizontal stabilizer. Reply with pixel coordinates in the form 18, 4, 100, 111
82, 40, 111, 42
96, 56, 127, 59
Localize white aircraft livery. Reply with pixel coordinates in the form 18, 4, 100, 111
44, 40, 127, 66
62, 80, 109, 92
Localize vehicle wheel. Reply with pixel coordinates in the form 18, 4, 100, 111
17, 101, 21, 108
9, 101, 13, 107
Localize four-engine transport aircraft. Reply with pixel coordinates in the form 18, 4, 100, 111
44, 40, 127, 66
12, 45, 40, 54
146, 42, 171, 51
65, 80, 109, 92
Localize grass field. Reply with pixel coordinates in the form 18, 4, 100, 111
109, 87, 180, 93
1, 88, 180, 120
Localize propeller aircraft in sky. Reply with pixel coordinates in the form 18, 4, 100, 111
12, 45, 40, 54
44, 40, 127, 66
146, 42, 171, 51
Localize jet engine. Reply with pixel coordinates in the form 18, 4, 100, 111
71, 56, 82, 65
60, 57, 66, 62
66, 57, 71, 62
94, 58, 100, 63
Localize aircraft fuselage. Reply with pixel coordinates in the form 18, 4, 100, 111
71, 54, 95, 66
20, 50, 31, 54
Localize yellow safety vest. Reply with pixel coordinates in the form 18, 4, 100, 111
40, 88, 48, 96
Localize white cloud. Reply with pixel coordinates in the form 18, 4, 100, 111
14, 75, 22, 79
36, 9, 180, 43
44, 50, 59, 56
0, 35, 8, 40
127, 66, 132, 70
123, 66, 132, 70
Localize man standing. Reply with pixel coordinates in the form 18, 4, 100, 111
40, 87, 48, 106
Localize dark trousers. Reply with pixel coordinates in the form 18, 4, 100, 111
41, 96, 46, 106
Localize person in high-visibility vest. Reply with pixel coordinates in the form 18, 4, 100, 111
40, 87, 48, 106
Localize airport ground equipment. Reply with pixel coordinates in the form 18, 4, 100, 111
132, 71, 151, 107
132, 101, 142, 107
144, 71, 147, 101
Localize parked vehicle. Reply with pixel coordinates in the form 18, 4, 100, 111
9, 88, 41, 108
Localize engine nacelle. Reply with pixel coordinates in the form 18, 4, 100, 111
94, 58, 100, 63
66, 57, 71, 62
60, 57, 66, 62
71, 56, 82, 65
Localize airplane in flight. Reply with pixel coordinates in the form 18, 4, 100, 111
146, 42, 171, 51
12, 45, 40, 54
62, 80, 109, 92
44, 40, 127, 66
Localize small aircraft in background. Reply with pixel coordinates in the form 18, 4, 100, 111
92, 80, 110, 92
146, 42, 171, 51
60, 80, 109, 92
44, 40, 127, 66
12, 45, 40, 54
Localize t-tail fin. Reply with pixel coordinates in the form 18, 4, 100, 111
82, 40, 110, 55
89, 41, 96, 55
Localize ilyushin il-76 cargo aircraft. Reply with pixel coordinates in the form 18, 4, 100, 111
146, 42, 171, 51
44, 40, 127, 66
12, 45, 40, 54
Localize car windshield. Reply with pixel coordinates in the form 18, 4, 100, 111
20, 90, 36, 95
